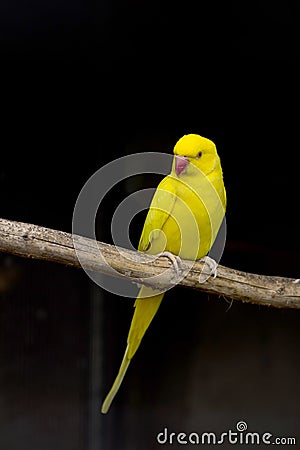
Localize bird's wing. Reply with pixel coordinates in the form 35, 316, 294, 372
101, 177, 177, 413
138, 175, 177, 254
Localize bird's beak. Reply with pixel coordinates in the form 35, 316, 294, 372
175, 155, 189, 176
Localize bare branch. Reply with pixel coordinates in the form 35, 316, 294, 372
0, 218, 299, 309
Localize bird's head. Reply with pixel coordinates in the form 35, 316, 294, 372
172, 134, 219, 178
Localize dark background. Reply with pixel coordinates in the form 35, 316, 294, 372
1, 1, 299, 449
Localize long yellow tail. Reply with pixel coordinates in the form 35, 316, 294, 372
101, 286, 164, 414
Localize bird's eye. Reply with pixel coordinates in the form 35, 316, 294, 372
196, 151, 202, 159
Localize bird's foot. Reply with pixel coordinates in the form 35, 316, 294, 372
199, 256, 218, 283
157, 251, 182, 276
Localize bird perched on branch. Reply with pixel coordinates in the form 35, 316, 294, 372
101, 133, 226, 413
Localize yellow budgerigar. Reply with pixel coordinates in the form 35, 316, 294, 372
101, 133, 226, 413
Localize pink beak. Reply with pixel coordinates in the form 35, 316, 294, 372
175, 155, 189, 176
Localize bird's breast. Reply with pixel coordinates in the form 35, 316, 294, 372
163, 177, 225, 260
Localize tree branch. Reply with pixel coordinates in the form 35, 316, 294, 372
0, 218, 299, 309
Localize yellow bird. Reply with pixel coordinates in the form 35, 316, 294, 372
101, 133, 226, 413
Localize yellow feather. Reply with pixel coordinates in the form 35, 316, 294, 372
101, 288, 163, 414
101, 133, 226, 413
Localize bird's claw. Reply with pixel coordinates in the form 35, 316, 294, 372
157, 251, 182, 276
199, 256, 218, 283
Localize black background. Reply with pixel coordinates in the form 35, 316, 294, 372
1, 1, 299, 449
